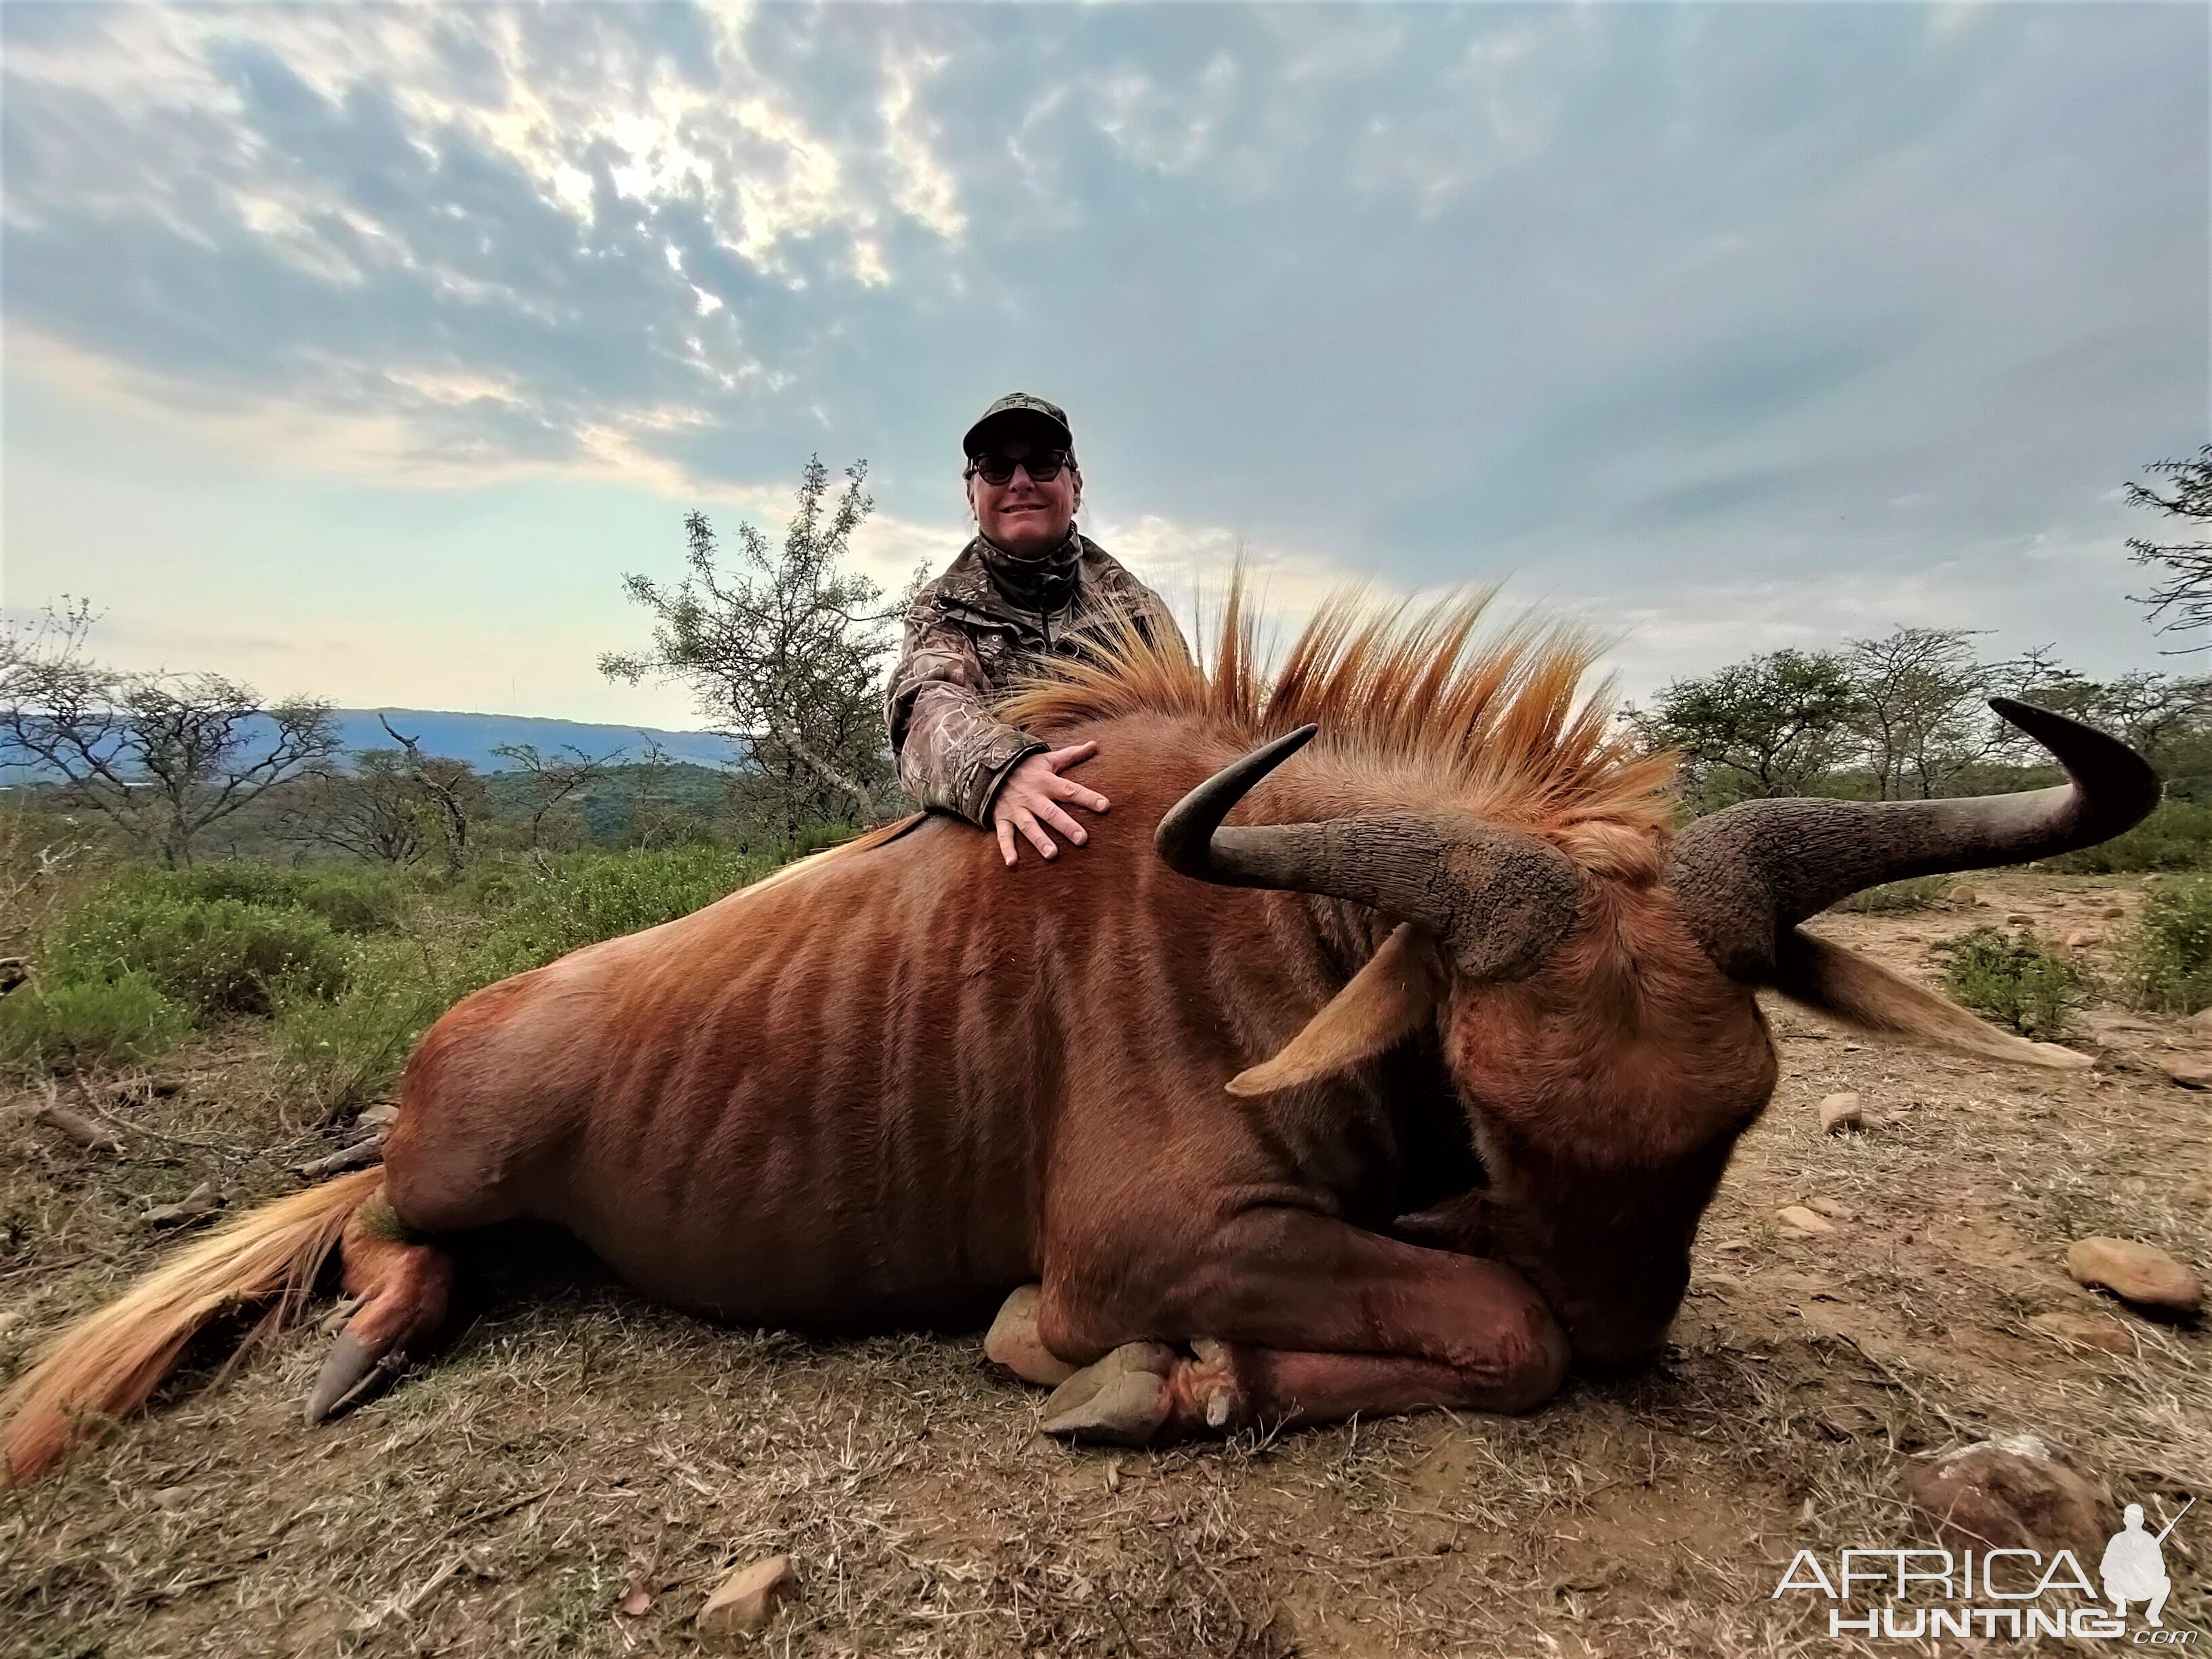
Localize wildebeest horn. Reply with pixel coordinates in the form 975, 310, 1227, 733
1156, 724, 1584, 981
1667, 697, 2160, 979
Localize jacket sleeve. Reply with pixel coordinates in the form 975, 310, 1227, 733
884, 608, 1048, 827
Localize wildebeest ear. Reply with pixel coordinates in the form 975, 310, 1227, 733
1763, 928, 2089, 1071
1227, 924, 1445, 1097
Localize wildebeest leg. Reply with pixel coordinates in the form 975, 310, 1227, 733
304, 1189, 454, 1425
1036, 1209, 1568, 1444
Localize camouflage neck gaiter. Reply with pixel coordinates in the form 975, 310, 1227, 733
976, 525, 1082, 616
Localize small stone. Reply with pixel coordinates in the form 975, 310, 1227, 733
616, 1578, 654, 1618
2159, 1052, 2212, 1090
2191, 1008, 2212, 1038
697, 1554, 794, 1640
355, 1103, 401, 1130
1805, 1197, 1854, 1221
1776, 1206, 1836, 1235
1973, 895, 1993, 908
2006, 912, 2034, 925
984, 1284, 1077, 1385
1818, 1092, 1866, 1134
2064, 930, 2096, 950
141, 1181, 224, 1229
2028, 1312, 2134, 1353
2104, 904, 2127, 920
2065, 1238, 2205, 1314
1903, 1435, 2114, 1559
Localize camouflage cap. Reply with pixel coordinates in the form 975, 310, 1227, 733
962, 392, 1073, 458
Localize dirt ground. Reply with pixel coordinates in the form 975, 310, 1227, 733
1, 869, 2206, 1658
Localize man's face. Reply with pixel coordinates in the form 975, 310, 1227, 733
968, 422, 1080, 557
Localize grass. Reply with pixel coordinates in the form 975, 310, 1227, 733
122, 865, 405, 935
45, 891, 352, 1018
0, 972, 186, 1073
1928, 924, 2087, 1038
2045, 798, 2212, 874
466, 844, 776, 983
2119, 873, 2212, 1015
271, 949, 448, 1125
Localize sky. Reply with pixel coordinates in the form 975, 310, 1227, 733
3, 1, 2206, 731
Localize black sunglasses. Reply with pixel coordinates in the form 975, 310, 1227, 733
968, 449, 1071, 487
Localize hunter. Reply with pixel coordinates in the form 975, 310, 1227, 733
886, 393, 1187, 867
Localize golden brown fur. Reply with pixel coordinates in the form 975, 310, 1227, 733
1, 577, 2110, 1480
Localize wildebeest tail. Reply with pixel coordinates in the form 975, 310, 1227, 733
0, 1166, 382, 1486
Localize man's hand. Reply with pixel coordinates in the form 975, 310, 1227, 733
991, 741, 1109, 866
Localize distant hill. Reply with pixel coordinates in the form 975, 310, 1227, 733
333, 710, 741, 772
0, 707, 743, 781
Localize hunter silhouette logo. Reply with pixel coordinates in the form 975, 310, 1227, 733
1771, 1494, 2198, 1642
2104, 1499, 2192, 1629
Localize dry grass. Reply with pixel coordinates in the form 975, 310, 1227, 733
0, 869, 2206, 1657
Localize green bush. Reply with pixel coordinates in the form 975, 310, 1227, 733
124, 865, 404, 933
470, 845, 773, 982
49, 892, 352, 1017
2120, 876, 2212, 1015
1929, 926, 2087, 1038
2045, 798, 2212, 874
0, 971, 186, 1072
273, 954, 445, 1124
1832, 875, 1952, 914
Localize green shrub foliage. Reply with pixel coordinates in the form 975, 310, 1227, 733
0, 972, 187, 1072
1929, 926, 2087, 1038
49, 892, 352, 1017
2121, 876, 2212, 1015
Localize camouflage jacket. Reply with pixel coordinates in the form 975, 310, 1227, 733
885, 530, 1183, 825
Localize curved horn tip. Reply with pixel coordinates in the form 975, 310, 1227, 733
1155, 723, 1322, 876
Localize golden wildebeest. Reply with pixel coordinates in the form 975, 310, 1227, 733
0, 587, 2155, 1479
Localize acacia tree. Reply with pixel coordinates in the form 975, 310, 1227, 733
375, 716, 483, 874
602, 458, 899, 832
2127, 445, 2212, 649
274, 749, 433, 864
1846, 627, 1995, 800
0, 602, 340, 865
1633, 649, 1864, 806
491, 741, 620, 851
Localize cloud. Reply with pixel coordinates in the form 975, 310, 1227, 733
3, 1, 2205, 721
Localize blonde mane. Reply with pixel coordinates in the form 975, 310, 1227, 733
995, 575, 1678, 839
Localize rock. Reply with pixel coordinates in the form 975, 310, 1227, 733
2027, 1312, 2135, 1353
616, 1578, 654, 1618
1776, 1205, 1836, 1235
1973, 895, 1994, 908
2006, 912, 2034, 926
2104, 905, 2127, 920
697, 1554, 794, 1641
1818, 1092, 1866, 1134
2192, 1007, 2212, 1038
2065, 1237, 2205, 1314
984, 1284, 1077, 1385
1805, 1197, 1855, 1221
2064, 930, 2096, 950
2159, 1051, 2212, 1090
355, 1103, 401, 1130
1904, 1435, 2114, 1559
